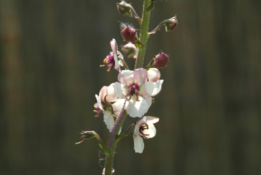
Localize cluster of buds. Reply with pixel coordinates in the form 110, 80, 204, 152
78, 0, 177, 157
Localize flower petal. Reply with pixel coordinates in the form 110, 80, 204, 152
99, 86, 108, 102
126, 97, 152, 118
95, 94, 104, 111
118, 70, 134, 85
108, 82, 122, 99
143, 122, 157, 138
142, 80, 164, 97
133, 136, 144, 153
146, 116, 160, 124
111, 99, 126, 115
147, 68, 161, 82
110, 39, 120, 71
103, 111, 115, 132
110, 38, 118, 53
133, 68, 147, 85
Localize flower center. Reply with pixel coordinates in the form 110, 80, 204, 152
101, 53, 115, 71
139, 123, 149, 137
128, 82, 140, 97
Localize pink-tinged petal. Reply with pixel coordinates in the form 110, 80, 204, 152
99, 86, 108, 103
142, 80, 163, 97
110, 38, 118, 54
126, 97, 152, 118
147, 68, 161, 82
133, 68, 147, 85
118, 70, 134, 85
133, 135, 144, 153
108, 82, 122, 99
103, 111, 115, 132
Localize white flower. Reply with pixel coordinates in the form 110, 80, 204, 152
111, 68, 163, 118
94, 85, 124, 132
133, 116, 159, 153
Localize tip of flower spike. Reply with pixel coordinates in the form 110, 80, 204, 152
117, 1, 132, 17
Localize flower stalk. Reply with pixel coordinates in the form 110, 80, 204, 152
76, 0, 177, 174
135, 0, 152, 69
104, 100, 127, 175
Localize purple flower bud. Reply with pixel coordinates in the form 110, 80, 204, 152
121, 26, 137, 42
154, 52, 169, 68
117, 1, 132, 16
164, 16, 178, 31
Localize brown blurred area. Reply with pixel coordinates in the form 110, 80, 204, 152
0, 0, 260, 174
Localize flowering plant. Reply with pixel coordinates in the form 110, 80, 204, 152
76, 0, 177, 174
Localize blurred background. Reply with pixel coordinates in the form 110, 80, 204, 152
1, 0, 260, 174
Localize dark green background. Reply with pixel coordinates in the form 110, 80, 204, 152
1, 0, 260, 174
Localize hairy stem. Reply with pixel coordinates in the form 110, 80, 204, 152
104, 101, 127, 175
135, 0, 152, 68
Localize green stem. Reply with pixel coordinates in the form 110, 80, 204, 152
135, 0, 152, 69
104, 101, 127, 175
104, 142, 117, 175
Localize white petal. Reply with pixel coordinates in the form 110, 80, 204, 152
111, 99, 126, 115
146, 116, 160, 124
110, 39, 120, 71
147, 68, 161, 82
95, 94, 104, 111
110, 38, 117, 52
142, 80, 164, 97
133, 136, 144, 153
113, 52, 120, 71
126, 97, 152, 118
118, 70, 134, 85
103, 111, 115, 132
108, 82, 122, 98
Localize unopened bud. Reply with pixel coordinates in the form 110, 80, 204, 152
164, 16, 178, 31
75, 130, 97, 144
121, 42, 137, 59
121, 26, 137, 42
154, 52, 169, 68
117, 1, 132, 17
80, 130, 96, 139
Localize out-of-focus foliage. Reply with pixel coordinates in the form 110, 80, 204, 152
0, 0, 260, 174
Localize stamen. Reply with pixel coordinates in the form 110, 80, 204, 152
139, 123, 150, 137
107, 67, 112, 72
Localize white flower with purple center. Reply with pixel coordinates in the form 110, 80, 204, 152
109, 68, 163, 118
133, 116, 159, 153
